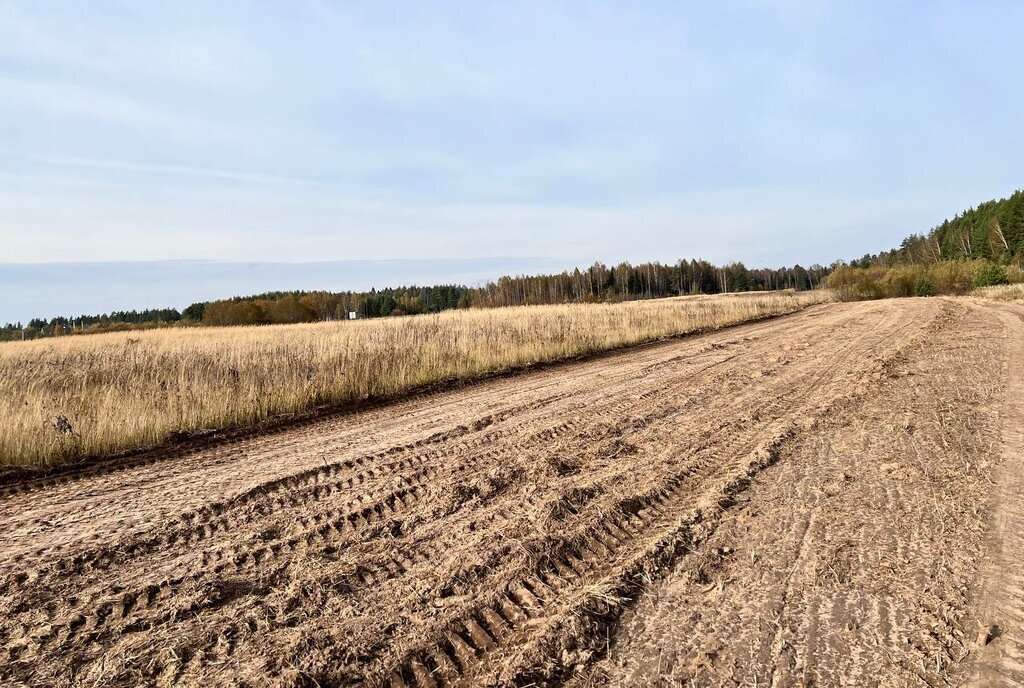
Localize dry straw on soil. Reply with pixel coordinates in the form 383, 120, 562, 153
0, 291, 827, 468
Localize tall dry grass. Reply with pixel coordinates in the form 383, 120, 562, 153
0, 291, 827, 468
973, 283, 1024, 301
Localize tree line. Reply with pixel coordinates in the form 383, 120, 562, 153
1, 260, 826, 339
10, 189, 1023, 339
829, 190, 1024, 299
471, 260, 825, 308
195, 285, 472, 327
844, 190, 1024, 267
0, 309, 185, 341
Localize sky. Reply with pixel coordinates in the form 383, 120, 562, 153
1, 1, 1023, 321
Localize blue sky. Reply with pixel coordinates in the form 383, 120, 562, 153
1, 1, 1022, 317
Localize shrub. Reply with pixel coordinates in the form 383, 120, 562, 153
974, 262, 1009, 288
930, 261, 976, 294
827, 266, 886, 301
827, 260, 1009, 300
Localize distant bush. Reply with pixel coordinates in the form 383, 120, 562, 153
973, 262, 1009, 287
827, 259, 1020, 300
827, 266, 887, 301
929, 261, 977, 294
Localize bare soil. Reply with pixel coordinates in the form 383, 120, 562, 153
1, 298, 1022, 687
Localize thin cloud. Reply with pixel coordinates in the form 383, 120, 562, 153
30, 155, 315, 187
1, 1, 1022, 269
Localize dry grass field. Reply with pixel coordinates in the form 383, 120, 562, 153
2, 297, 1023, 687
0, 291, 826, 469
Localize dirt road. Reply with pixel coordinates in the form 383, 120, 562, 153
1, 298, 1022, 687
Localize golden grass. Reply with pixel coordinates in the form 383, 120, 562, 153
973, 283, 1024, 301
0, 291, 828, 468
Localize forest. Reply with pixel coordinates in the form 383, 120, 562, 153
830, 190, 1024, 299
846, 190, 1024, 267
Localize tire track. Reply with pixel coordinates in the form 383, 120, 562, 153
373, 302, 941, 687
577, 298, 1006, 688
970, 303, 1024, 687
3, 383, 707, 673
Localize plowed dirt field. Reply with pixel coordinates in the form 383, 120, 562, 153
2, 298, 1023, 687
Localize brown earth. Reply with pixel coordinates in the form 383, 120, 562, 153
1, 298, 1022, 687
